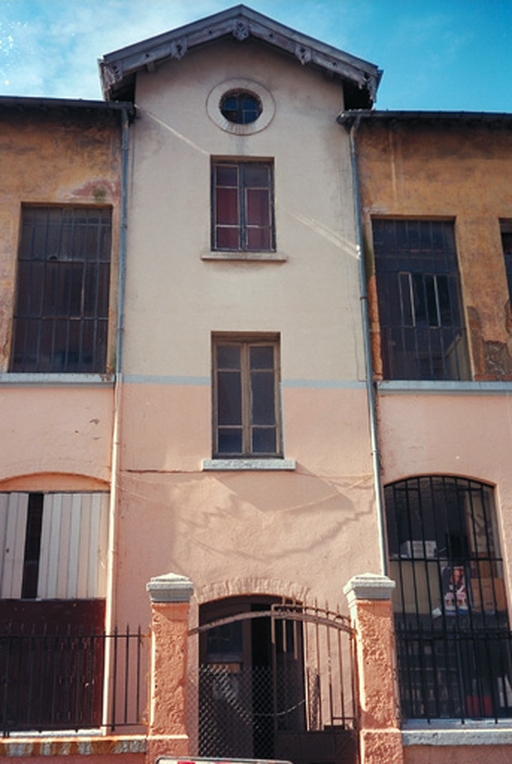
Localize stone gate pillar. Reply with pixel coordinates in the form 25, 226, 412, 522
146, 572, 194, 764
343, 573, 404, 764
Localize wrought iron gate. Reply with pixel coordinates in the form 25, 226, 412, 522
188, 601, 358, 764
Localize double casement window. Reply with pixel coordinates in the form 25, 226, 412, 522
213, 335, 281, 457
212, 161, 275, 252
372, 219, 469, 380
10, 205, 112, 373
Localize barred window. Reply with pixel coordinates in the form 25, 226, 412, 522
372, 219, 470, 380
11, 206, 112, 373
501, 220, 512, 302
386, 476, 510, 720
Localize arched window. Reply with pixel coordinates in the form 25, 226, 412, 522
385, 476, 511, 720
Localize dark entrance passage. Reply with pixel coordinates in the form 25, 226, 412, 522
189, 597, 357, 764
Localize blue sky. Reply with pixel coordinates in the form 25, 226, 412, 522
0, 0, 511, 111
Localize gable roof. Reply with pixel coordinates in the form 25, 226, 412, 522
99, 4, 381, 108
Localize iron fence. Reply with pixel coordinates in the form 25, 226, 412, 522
396, 621, 512, 722
0, 627, 148, 736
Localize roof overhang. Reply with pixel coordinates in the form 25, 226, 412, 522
338, 109, 512, 129
99, 4, 381, 109
0, 95, 134, 119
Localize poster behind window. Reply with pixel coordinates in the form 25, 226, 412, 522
442, 565, 468, 614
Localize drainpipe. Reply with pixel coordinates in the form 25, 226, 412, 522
345, 114, 388, 576
103, 104, 131, 725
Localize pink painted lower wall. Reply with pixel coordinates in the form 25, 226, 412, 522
0, 735, 145, 763
378, 390, 512, 605
112, 382, 379, 627
0, 385, 114, 483
404, 745, 512, 764
120, 382, 373, 475
0, 753, 145, 764
0, 755, 144, 764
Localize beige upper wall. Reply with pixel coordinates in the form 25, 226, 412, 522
124, 40, 365, 382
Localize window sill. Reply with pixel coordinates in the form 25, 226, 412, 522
378, 380, 512, 394
402, 722, 512, 746
0, 373, 115, 387
202, 251, 287, 262
202, 458, 296, 471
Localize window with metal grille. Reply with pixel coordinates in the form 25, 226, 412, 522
10, 206, 112, 373
372, 219, 470, 380
501, 220, 512, 302
212, 335, 281, 458
385, 476, 511, 720
212, 161, 275, 252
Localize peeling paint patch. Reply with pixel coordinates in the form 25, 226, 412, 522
72, 180, 118, 201
483, 340, 512, 380
468, 305, 512, 380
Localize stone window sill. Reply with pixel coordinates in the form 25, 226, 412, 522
0, 373, 114, 387
202, 458, 296, 471
402, 723, 512, 746
202, 251, 287, 262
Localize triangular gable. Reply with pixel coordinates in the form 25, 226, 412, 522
100, 4, 381, 108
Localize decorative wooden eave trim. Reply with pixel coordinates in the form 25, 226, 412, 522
99, 4, 381, 104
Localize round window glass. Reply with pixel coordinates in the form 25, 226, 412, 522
220, 91, 262, 125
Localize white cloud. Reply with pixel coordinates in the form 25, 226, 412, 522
0, 0, 228, 99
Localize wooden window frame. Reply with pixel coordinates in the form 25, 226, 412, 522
211, 160, 275, 253
212, 334, 282, 458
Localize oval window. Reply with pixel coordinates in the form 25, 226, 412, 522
220, 90, 262, 125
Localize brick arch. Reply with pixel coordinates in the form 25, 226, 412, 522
194, 576, 310, 606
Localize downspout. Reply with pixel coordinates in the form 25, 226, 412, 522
103, 104, 130, 725
345, 114, 388, 576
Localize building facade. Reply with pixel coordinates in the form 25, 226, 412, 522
340, 110, 512, 762
1, 6, 512, 764
101, 8, 381, 761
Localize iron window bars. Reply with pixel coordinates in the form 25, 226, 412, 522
11, 206, 111, 373
372, 219, 470, 380
385, 476, 511, 721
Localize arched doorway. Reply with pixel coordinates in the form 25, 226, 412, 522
188, 596, 357, 764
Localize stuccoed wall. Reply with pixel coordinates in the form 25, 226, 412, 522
114, 39, 379, 626
0, 107, 122, 486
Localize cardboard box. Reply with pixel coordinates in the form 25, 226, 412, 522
471, 577, 507, 613
400, 540, 437, 559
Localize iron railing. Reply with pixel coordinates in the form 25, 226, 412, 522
0, 627, 148, 736
396, 621, 512, 722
